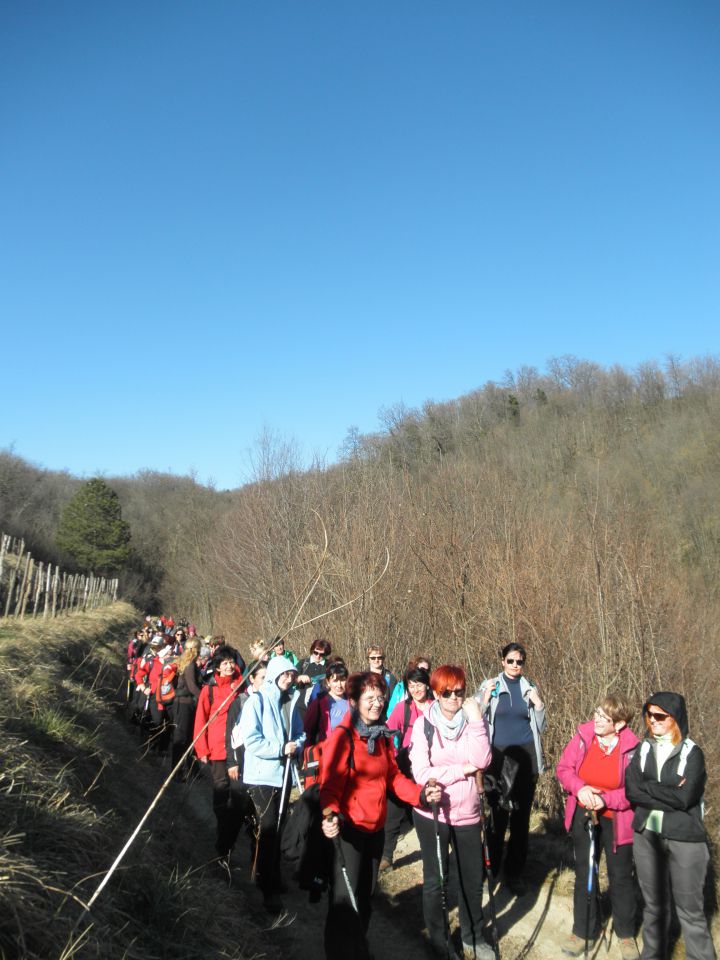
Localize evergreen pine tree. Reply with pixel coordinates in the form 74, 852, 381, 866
56, 478, 131, 573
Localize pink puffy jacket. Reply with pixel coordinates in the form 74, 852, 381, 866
556, 720, 639, 849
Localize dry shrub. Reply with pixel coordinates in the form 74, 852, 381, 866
0, 603, 278, 960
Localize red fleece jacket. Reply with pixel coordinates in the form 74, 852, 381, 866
319, 715, 423, 833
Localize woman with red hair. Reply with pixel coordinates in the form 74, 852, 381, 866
410, 665, 493, 960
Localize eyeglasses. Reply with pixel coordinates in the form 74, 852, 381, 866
440, 688, 466, 699
360, 695, 386, 705
369, 656, 384, 661
505, 658, 525, 666
647, 710, 671, 723
593, 709, 612, 723
312, 650, 325, 656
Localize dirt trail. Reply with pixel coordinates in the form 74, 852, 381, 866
173, 774, 636, 960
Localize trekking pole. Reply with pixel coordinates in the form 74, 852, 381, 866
322, 808, 359, 914
290, 755, 304, 795
584, 810, 598, 959
475, 772, 500, 960
428, 777, 451, 959
277, 753, 293, 831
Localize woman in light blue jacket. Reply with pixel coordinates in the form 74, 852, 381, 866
239, 654, 306, 912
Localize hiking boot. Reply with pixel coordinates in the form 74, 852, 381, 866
463, 941, 495, 960
378, 857, 393, 873
561, 932, 595, 956
617, 937, 639, 959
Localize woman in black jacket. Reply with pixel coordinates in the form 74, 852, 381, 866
170, 638, 202, 778
625, 691, 715, 960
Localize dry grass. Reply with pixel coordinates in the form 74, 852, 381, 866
0, 603, 279, 960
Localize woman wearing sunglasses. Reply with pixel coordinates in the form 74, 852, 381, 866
476, 642, 546, 894
556, 695, 640, 958
410, 665, 493, 959
625, 692, 715, 960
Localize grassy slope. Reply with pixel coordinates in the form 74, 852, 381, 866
0, 603, 279, 960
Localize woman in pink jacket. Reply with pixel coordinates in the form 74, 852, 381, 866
556, 694, 639, 959
410, 664, 493, 960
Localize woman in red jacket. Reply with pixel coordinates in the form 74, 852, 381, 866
193, 645, 244, 865
556, 694, 639, 959
320, 671, 441, 960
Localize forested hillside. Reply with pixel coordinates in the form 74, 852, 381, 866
2, 354, 719, 822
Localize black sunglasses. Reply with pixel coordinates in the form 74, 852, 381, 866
440, 688, 465, 699
505, 658, 525, 666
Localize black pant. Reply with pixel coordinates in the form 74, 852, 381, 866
414, 810, 485, 954
570, 808, 636, 939
171, 699, 197, 774
382, 792, 412, 861
249, 784, 283, 897
211, 760, 243, 858
325, 821, 384, 960
488, 742, 537, 878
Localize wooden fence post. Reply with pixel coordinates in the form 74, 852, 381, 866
51, 566, 59, 618
19, 558, 34, 619
32, 560, 43, 617
14, 552, 32, 618
43, 563, 52, 618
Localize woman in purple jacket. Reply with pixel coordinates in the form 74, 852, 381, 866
556, 694, 639, 959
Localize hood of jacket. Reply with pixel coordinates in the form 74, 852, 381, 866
264, 654, 298, 688
643, 691, 688, 738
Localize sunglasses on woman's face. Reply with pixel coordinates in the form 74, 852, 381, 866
505, 658, 525, 666
647, 710, 671, 723
440, 688, 465, 699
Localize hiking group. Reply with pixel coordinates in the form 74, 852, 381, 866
126, 618, 715, 960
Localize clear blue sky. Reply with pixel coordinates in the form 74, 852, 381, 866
2, 1, 718, 489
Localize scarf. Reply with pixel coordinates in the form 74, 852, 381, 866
351, 709, 392, 755
428, 699, 467, 741
646, 733, 676, 833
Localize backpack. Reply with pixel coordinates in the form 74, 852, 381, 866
156, 662, 178, 709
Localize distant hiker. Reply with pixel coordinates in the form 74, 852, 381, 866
224, 660, 268, 853
170, 638, 202, 779
296, 638, 332, 702
269, 635, 298, 667
475, 642, 545, 895
126, 630, 144, 703
248, 640, 271, 667
200, 635, 245, 684
239, 655, 305, 913
226, 660, 268, 781
366, 645, 398, 719
625, 692, 716, 960
169, 627, 186, 656
386, 653, 432, 716
320, 670, 441, 960
556, 695, 639, 959
380, 665, 433, 873
193, 645, 244, 865
410, 665, 493, 959
303, 661, 350, 745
